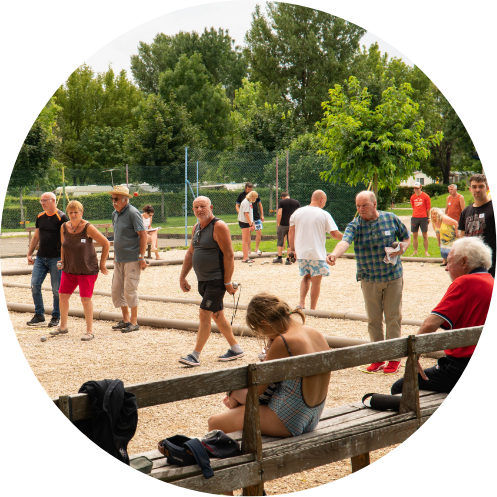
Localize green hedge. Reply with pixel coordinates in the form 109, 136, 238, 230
1, 206, 27, 230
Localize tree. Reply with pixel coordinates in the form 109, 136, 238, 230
244, 2, 365, 129
317, 76, 443, 196
158, 53, 231, 150
125, 94, 200, 187
54, 65, 142, 169
419, 88, 480, 183
130, 27, 247, 100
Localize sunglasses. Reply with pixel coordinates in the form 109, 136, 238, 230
111, 197, 120, 201
193, 228, 202, 244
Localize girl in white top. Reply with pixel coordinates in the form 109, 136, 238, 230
238, 191, 258, 263
141, 205, 163, 260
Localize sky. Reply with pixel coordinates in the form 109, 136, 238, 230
85, 1, 414, 78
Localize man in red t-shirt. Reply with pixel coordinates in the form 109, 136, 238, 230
391, 236, 493, 394
445, 183, 465, 223
410, 182, 431, 256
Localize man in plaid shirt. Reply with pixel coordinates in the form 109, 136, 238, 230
327, 191, 411, 374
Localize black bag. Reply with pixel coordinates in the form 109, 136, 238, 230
158, 430, 242, 479
362, 393, 401, 412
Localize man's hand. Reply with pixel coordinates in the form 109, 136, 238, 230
139, 259, 148, 271
327, 253, 337, 266
261, 216, 265, 222
225, 283, 237, 296
180, 277, 191, 292
250, 224, 255, 232
27, 255, 35, 265
417, 357, 428, 381
100, 262, 109, 275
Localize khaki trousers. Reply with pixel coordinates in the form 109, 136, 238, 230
112, 261, 141, 309
361, 277, 403, 360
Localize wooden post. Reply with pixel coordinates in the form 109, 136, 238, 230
59, 395, 72, 420
161, 191, 165, 222
399, 335, 421, 419
351, 453, 370, 473
241, 364, 264, 496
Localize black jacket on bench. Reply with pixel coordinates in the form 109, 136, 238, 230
74, 379, 138, 465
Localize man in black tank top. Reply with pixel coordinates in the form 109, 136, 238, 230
179, 196, 244, 366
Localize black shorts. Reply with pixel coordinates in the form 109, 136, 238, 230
277, 225, 290, 247
238, 221, 251, 229
411, 217, 429, 233
198, 279, 226, 313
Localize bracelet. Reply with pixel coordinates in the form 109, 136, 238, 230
224, 282, 231, 286
138, 258, 144, 261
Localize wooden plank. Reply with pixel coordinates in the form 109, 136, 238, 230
261, 417, 428, 482
151, 454, 255, 480
169, 461, 262, 494
415, 327, 482, 354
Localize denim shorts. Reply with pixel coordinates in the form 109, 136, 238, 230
298, 259, 330, 277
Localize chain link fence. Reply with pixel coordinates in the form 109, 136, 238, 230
1, 149, 371, 258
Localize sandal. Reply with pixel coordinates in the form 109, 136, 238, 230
241, 259, 252, 263
81, 333, 94, 341
49, 327, 69, 336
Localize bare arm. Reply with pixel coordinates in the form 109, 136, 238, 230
460, 195, 465, 211
259, 201, 264, 221
179, 227, 196, 292
213, 221, 236, 295
236, 203, 240, 214
27, 228, 40, 264
289, 225, 296, 253
87, 224, 110, 275
137, 231, 148, 270
59, 225, 64, 266
276, 208, 282, 226
326, 240, 351, 265
329, 230, 343, 241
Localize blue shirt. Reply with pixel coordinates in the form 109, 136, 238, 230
342, 211, 409, 282
111, 203, 145, 263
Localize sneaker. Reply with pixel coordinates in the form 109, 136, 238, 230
48, 316, 60, 327
112, 320, 128, 330
121, 323, 139, 333
179, 354, 201, 366
27, 314, 45, 326
285, 258, 292, 265
366, 362, 386, 373
272, 257, 283, 264
218, 349, 245, 361
383, 361, 401, 374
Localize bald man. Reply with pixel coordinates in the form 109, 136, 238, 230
26, 192, 69, 327
179, 196, 244, 366
289, 190, 343, 310
327, 191, 410, 374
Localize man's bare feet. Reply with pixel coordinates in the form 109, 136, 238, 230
412, 251, 418, 256
425, 252, 430, 257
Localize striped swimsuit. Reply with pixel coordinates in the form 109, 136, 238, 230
267, 336, 326, 436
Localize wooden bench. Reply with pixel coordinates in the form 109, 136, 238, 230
26, 224, 153, 259
53, 326, 482, 494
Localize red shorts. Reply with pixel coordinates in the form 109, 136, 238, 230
59, 272, 98, 298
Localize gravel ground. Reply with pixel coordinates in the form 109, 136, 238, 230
3, 251, 449, 494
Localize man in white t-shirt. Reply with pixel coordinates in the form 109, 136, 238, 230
289, 190, 343, 309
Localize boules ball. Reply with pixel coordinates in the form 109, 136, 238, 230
40, 336, 47, 342
391, 242, 399, 249
133, 192, 139, 197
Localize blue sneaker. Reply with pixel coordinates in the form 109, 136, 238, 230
179, 354, 201, 367
218, 349, 245, 362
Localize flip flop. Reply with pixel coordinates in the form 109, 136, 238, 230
241, 259, 253, 263
49, 328, 69, 336
81, 333, 94, 341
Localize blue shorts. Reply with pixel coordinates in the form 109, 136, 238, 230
298, 259, 330, 277
254, 220, 263, 231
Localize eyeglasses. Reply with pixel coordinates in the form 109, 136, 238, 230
111, 197, 120, 202
40, 199, 53, 203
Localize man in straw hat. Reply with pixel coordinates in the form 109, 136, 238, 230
109, 185, 148, 333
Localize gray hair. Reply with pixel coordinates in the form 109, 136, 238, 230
451, 237, 492, 271
449, 184, 458, 189
356, 191, 376, 203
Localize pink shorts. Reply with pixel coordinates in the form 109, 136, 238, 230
59, 272, 98, 298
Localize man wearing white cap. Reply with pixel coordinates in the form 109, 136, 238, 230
109, 185, 148, 333
410, 182, 431, 256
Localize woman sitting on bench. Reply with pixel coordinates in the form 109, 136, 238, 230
208, 293, 331, 437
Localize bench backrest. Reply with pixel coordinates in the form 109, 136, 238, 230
54, 326, 482, 422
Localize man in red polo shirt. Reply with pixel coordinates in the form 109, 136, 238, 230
391, 236, 493, 394
410, 181, 431, 256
